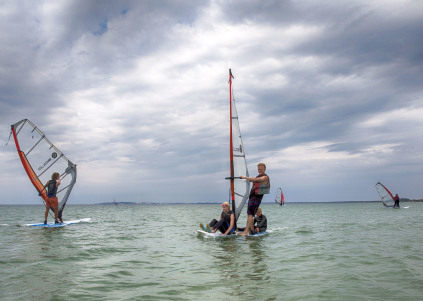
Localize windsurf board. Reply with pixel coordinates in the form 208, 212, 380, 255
197, 229, 268, 238
25, 218, 91, 227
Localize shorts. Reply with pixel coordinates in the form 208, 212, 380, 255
247, 194, 263, 216
45, 197, 59, 208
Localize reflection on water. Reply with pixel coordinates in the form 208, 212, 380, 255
204, 234, 271, 298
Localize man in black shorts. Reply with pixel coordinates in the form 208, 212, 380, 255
238, 163, 270, 235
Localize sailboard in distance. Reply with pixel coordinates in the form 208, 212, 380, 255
375, 182, 399, 209
275, 187, 285, 206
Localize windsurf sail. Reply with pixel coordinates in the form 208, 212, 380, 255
375, 182, 394, 207
10, 119, 77, 219
275, 187, 285, 206
226, 69, 250, 225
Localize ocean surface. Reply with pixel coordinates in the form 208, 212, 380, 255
1, 202, 422, 301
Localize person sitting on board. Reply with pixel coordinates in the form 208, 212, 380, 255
394, 194, 400, 208
238, 162, 270, 236
41, 172, 61, 224
252, 207, 267, 234
238, 207, 267, 235
199, 202, 235, 235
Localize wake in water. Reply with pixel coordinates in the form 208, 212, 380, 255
266, 227, 288, 234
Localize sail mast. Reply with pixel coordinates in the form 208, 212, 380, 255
225, 69, 250, 225
229, 69, 236, 222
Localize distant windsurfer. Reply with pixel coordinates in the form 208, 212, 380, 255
394, 194, 400, 208
41, 172, 61, 224
200, 202, 235, 235
238, 163, 270, 236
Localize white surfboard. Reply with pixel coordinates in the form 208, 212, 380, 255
25, 218, 91, 227
197, 229, 268, 238
197, 229, 229, 237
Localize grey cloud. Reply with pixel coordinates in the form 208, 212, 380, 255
1, 0, 423, 204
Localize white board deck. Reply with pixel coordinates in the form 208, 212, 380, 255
25, 218, 91, 227
197, 229, 225, 237
197, 229, 268, 238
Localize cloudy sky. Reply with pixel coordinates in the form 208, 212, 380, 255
1, 0, 422, 205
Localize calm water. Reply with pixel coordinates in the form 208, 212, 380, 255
1, 202, 422, 301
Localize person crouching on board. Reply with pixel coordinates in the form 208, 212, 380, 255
41, 172, 61, 224
252, 207, 267, 234
238, 207, 267, 234
200, 202, 235, 235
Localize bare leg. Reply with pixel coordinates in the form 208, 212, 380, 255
54, 206, 59, 222
246, 215, 255, 232
44, 207, 49, 222
238, 215, 255, 235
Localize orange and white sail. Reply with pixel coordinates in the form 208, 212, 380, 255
10, 119, 77, 219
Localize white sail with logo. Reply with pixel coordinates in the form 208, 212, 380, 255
10, 119, 77, 220
227, 69, 250, 222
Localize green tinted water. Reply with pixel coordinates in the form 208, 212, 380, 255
1, 202, 422, 300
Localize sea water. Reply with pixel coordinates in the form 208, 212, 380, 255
1, 202, 422, 301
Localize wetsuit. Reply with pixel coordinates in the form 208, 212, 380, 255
253, 214, 267, 234
239, 215, 267, 234
394, 195, 400, 208
210, 210, 234, 234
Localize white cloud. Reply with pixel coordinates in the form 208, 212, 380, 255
1, 0, 423, 204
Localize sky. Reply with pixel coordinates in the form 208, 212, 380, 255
1, 0, 423, 205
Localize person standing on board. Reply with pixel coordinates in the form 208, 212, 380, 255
200, 202, 235, 235
394, 194, 400, 208
41, 172, 61, 224
238, 162, 270, 235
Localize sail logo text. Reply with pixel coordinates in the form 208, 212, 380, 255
38, 158, 52, 170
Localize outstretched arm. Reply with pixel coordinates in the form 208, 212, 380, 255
240, 175, 268, 183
